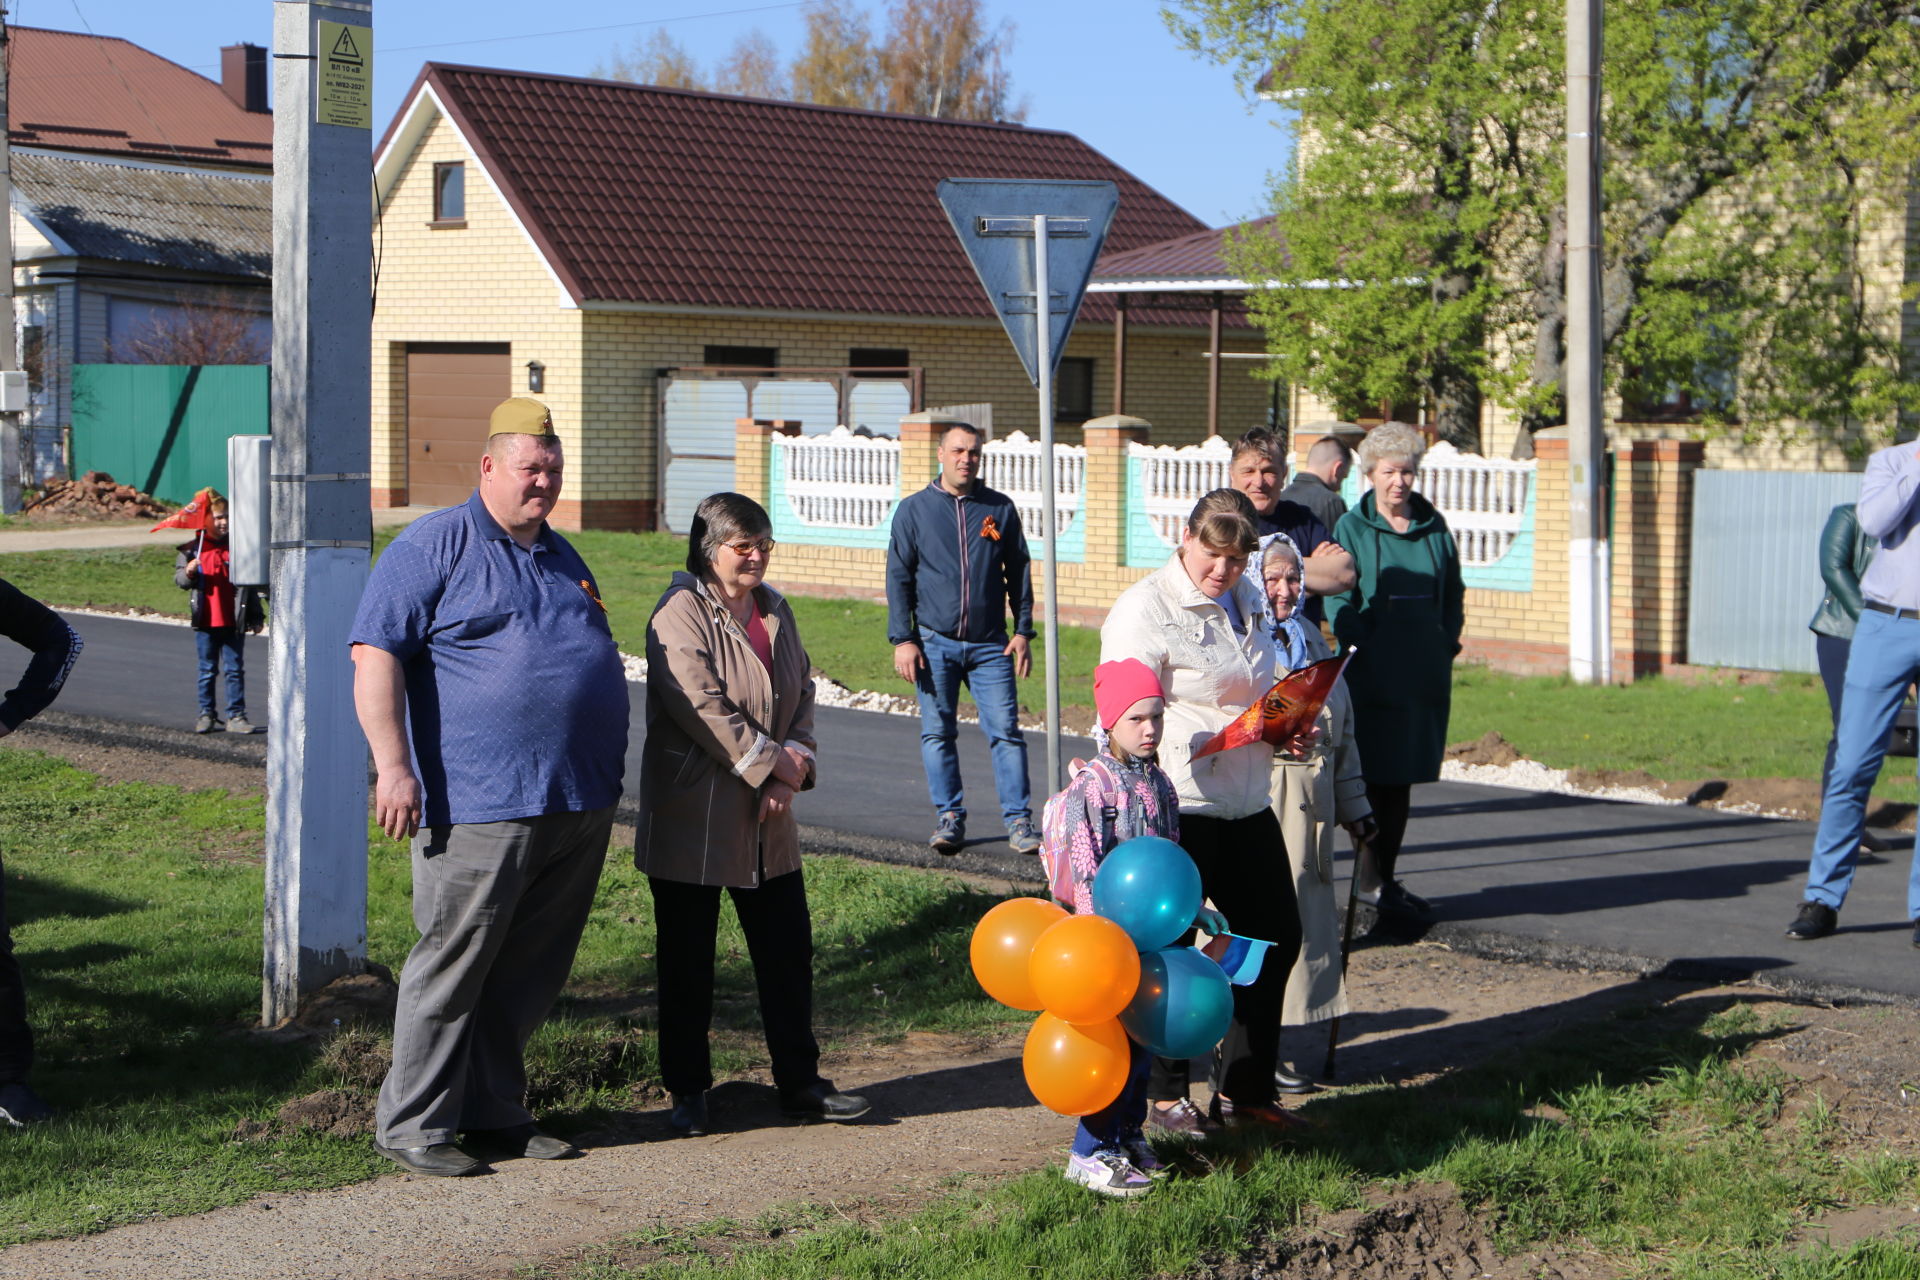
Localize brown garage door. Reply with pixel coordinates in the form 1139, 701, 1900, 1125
406, 344, 510, 508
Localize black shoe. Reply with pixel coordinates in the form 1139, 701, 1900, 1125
1273, 1064, 1319, 1095
780, 1079, 871, 1122
0, 1082, 55, 1126
1376, 880, 1434, 921
465, 1123, 579, 1160
373, 1140, 483, 1177
669, 1092, 708, 1137
1785, 901, 1838, 942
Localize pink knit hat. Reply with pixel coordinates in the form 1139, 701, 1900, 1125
1094, 658, 1165, 731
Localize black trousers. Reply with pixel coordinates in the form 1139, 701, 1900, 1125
1148, 810, 1301, 1106
0, 851, 31, 1086
648, 868, 823, 1097
1359, 782, 1414, 892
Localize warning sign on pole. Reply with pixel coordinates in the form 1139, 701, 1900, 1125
315, 21, 372, 129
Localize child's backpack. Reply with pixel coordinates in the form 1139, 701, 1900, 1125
1038, 755, 1126, 907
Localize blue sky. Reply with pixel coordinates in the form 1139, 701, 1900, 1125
60, 0, 1293, 228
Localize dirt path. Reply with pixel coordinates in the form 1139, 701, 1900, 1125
0, 945, 1715, 1280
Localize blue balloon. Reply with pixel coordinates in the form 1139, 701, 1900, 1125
1119, 946, 1234, 1059
1091, 836, 1202, 951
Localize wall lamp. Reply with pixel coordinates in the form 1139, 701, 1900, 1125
526, 359, 545, 394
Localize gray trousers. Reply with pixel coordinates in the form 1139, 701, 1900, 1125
376, 806, 614, 1147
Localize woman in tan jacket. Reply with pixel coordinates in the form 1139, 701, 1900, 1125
636, 492, 869, 1138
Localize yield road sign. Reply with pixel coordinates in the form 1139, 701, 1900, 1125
935, 179, 1120, 387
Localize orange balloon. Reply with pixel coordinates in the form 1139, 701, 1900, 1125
1028, 913, 1143, 1025
1023, 1012, 1131, 1116
970, 898, 1068, 1010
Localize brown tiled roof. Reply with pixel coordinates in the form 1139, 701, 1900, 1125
411, 64, 1211, 322
1093, 216, 1286, 283
7, 27, 271, 168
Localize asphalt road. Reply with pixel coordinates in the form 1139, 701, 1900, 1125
35, 610, 1920, 1005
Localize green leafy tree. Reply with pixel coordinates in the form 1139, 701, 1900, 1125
1169, 0, 1920, 454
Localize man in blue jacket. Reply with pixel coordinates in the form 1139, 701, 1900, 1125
887, 422, 1039, 855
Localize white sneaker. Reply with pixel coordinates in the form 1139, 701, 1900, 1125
1064, 1148, 1152, 1198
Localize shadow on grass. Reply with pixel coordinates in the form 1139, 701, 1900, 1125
5, 870, 138, 929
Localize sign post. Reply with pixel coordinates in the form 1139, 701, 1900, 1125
935, 179, 1119, 793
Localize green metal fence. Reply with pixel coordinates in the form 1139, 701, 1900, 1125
71, 364, 269, 505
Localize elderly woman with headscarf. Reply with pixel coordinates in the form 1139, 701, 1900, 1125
1259, 535, 1375, 1093
637, 492, 870, 1138
1327, 423, 1464, 931
1101, 490, 1307, 1134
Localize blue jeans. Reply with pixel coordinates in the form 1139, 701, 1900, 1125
1804, 608, 1920, 920
195, 627, 247, 720
1072, 1039, 1150, 1155
913, 627, 1031, 825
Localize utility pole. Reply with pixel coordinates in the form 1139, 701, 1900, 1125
0, 6, 21, 516
262, 0, 374, 1025
1565, 0, 1611, 684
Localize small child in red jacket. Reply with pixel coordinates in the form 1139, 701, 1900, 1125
1049, 659, 1193, 1197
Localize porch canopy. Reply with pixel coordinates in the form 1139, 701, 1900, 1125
1086, 216, 1290, 436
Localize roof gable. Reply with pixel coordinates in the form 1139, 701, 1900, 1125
7, 26, 271, 168
396, 64, 1209, 319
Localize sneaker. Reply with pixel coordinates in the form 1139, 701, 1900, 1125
194, 714, 218, 734
1145, 1097, 1210, 1137
1006, 816, 1041, 856
1119, 1132, 1167, 1177
929, 811, 965, 855
1064, 1148, 1152, 1198
779, 1079, 871, 1122
0, 1082, 54, 1127
226, 716, 254, 735
1209, 1095, 1312, 1132
1785, 900, 1838, 942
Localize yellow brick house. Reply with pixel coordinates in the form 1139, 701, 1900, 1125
371, 64, 1274, 531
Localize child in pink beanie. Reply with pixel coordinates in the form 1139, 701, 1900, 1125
1047, 658, 1183, 1197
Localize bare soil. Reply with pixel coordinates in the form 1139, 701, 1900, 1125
21, 471, 171, 522
3, 732, 1919, 1280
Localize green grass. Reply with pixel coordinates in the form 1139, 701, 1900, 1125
1, 533, 1901, 788
546, 1002, 1920, 1280
0, 744, 1028, 1245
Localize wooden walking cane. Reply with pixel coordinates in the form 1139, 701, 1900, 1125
1322, 832, 1369, 1081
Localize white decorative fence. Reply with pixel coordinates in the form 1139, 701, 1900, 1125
1417, 442, 1533, 566
773, 427, 899, 529
981, 430, 1086, 537
1129, 435, 1234, 547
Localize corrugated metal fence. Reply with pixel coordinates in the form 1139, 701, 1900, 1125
70, 364, 269, 505
1688, 469, 1866, 673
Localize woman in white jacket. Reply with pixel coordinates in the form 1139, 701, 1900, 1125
1100, 493, 1306, 1133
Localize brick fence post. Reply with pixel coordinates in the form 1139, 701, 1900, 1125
1611, 437, 1704, 675
733, 418, 800, 507
1080, 414, 1150, 568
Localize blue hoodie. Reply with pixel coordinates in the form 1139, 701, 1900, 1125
886, 480, 1035, 645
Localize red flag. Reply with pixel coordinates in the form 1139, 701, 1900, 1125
1192, 649, 1355, 760
150, 487, 220, 533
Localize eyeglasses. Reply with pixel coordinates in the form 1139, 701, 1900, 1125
723, 537, 776, 556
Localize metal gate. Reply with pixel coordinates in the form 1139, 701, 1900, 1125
656, 367, 920, 533
1687, 469, 1866, 673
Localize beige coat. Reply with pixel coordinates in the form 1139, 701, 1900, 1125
635, 572, 817, 888
1271, 624, 1370, 1024
1099, 556, 1279, 819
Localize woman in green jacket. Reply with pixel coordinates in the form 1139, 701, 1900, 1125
1328, 423, 1465, 928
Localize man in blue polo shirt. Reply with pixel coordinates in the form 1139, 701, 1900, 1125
350, 398, 627, 1177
